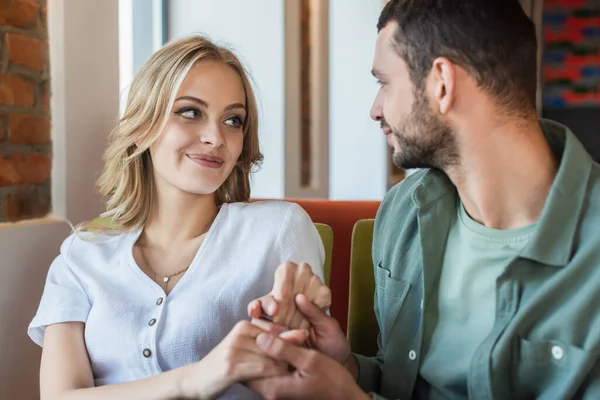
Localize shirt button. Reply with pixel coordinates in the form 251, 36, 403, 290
156, 297, 164, 306
148, 318, 156, 326
408, 350, 417, 360
143, 348, 152, 358
551, 345, 564, 360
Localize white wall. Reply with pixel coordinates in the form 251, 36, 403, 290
119, 0, 166, 116
168, 0, 286, 198
0, 1, 119, 398
329, 0, 388, 200
169, 0, 389, 200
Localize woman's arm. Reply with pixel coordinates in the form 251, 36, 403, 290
41, 320, 290, 400
41, 322, 188, 400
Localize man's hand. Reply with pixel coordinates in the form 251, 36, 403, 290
247, 333, 371, 400
250, 318, 308, 346
252, 293, 359, 379
293, 294, 352, 365
248, 262, 331, 331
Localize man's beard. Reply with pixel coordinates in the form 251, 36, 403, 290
390, 91, 459, 171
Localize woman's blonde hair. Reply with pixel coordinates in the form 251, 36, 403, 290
81, 35, 262, 233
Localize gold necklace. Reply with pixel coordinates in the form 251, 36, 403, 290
139, 248, 190, 293
137, 213, 215, 292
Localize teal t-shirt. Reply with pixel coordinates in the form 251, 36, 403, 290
417, 201, 536, 399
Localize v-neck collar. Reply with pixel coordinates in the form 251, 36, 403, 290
126, 203, 228, 296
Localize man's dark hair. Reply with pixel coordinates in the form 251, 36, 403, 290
378, 0, 538, 113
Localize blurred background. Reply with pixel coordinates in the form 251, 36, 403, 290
0, 1, 598, 398
118, 0, 398, 204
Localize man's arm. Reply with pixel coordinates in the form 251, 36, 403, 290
353, 338, 384, 393
577, 359, 600, 399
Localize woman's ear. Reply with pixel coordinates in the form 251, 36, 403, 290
135, 136, 152, 151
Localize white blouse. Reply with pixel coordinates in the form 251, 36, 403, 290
28, 201, 325, 399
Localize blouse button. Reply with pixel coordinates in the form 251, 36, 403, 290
148, 318, 156, 326
408, 350, 417, 360
156, 297, 164, 306
143, 348, 152, 358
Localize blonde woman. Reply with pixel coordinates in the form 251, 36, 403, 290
28, 36, 327, 400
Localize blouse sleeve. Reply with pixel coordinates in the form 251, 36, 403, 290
28, 234, 91, 347
274, 202, 326, 283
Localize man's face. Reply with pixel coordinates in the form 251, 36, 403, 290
370, 22, 457, 170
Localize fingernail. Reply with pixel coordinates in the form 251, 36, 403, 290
267, 303, 276, 315
256, 333, 272, 349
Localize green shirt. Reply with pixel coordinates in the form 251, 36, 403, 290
356, 119, 600, 400
417, 202, 536, 399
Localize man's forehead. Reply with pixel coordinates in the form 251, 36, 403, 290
374, 22, 398, 63
373, 22, 405, 73
378, 22, 398, 48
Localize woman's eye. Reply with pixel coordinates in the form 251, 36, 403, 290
176, 108, 200, 119
224, 116, 244, 129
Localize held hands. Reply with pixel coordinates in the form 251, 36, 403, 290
247, 332, 369, 400
184, 261, 356, 400
180, 262, 346, 400
180, 320, 308, 400
292, 293, 352, 366
247, 261, 332, 331
245, 294, 361, 399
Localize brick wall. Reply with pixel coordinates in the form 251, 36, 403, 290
0, 0, 51, 222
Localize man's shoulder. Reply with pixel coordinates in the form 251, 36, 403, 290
579, 161, 600, 239
372, 169, 431, 253
588, 161, 600, 195
377, 169, 429, 220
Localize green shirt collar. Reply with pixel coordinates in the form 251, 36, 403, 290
411, 118, 593, 267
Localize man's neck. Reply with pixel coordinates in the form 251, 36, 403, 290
446, 118, 559, 230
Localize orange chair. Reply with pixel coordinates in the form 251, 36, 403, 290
280, 199, 380, 333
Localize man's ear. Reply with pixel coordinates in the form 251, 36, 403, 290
431, 57, 455, 115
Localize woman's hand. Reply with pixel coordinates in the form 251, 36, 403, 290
180, 320, 308, 400
248, 262, 331, 331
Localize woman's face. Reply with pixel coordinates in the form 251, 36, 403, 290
150, 60, 246, 197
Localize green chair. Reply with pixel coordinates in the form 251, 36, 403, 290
90, 217, 333, 287
347, 218, 379, 356
314, 223, 333, 287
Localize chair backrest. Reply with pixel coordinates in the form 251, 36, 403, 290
276, 199, 380, 333
314, 223, 333, 287
347, 218, 379, 356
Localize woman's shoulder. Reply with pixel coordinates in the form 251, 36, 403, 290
225, 200, 309, 221
59, 229, 138, 263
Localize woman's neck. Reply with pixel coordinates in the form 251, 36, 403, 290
142, 186, 219, 250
